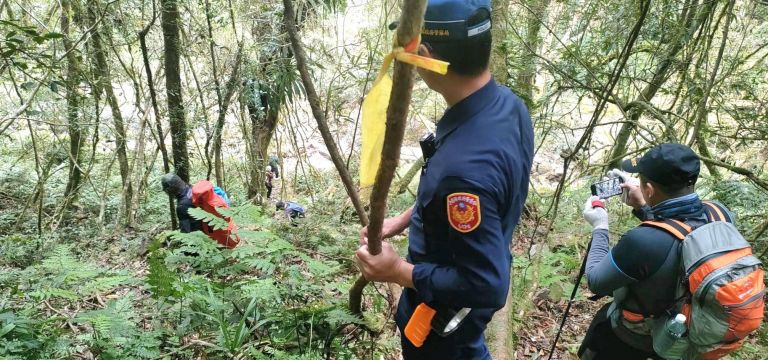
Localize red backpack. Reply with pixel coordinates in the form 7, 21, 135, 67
191, 181, 240, 248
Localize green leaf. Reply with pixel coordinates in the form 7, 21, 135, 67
146, 250, 180, 299
20, 82, 36, 91
0, 323, 16, 337
324, 308, 365, 327
548, 283, 565, 302
21, 28, 38, 37
187, 207, 229, 231
43, 32, 65, 39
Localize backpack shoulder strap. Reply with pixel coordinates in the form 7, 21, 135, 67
702, 201, 733, 223
640, 219, 692, 240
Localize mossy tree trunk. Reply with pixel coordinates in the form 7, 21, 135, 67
61, 0, 86, 208
161, 0, 190, 182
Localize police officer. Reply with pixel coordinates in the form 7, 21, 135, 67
579, 144, 735, 359
161, 173, 202, 233
355, 0, 534, 358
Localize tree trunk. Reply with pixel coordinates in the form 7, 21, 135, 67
139, 8, 177, 229
212, 43, 244, 189
607, 0, 716, 168
128, 112, 150, 227
283, 0, 368, 227
349, 0, 428, 316
202, 0, 223, 181
691, 1, 733, 179
61, 0, 86, 207
490, 0, 510, 85
514, 0, 551, 108
87, 0, 133, 224
393, 157, 424, 197
243, 80, 280, 200
161, 0, 190, 182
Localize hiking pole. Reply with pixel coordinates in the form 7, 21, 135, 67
547, 200, 603, 360
547, 239, 591, 360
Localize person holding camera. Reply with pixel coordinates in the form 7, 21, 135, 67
578, 144, 736, 359
354, 0, 534, 358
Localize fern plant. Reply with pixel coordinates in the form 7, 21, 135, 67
166, 231, 227, 273
188, 207, 229, 231
25, 246, 135, 302
146, 249, 180, 299
75, 294, 162, 359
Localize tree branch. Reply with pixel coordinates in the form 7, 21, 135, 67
282, 0, 368, 224
698, 156, 768, 192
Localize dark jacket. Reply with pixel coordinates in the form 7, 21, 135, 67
176, 187, 202, 233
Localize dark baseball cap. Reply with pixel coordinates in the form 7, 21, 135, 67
621, 143, 701, 187
422, 0, 492, 42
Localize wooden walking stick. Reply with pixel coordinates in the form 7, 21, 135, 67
282, 0, 429, 316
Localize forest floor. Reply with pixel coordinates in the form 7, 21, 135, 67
3, 144, 767, 359
489, 225, 606, 360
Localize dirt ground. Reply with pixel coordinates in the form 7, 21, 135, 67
489, 219, 609, 360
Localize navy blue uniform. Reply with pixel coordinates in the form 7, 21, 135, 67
396, 79, 534, 359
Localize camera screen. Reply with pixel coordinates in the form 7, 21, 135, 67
593, 177, 622, 199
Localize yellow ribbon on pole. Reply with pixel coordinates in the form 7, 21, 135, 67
360, 38, 449, 187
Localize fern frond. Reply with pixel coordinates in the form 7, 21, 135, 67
146, 250, 180, 299
188, 207, 229, 231
324, 308, 365, 327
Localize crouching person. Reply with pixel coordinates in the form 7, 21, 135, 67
161, 173, 240, 248
276, 201, 305, 226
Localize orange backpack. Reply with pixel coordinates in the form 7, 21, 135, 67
191, 181, 240, 248
642, 201, 764, 359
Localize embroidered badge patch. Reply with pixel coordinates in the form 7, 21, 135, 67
447, 192, 481, 233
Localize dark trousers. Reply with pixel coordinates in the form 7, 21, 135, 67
578, 303, 661, 360
265, 183, 272, 199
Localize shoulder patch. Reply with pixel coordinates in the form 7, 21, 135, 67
447, 192, 481, 233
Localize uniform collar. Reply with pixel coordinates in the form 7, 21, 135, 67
436, 79, 497, 141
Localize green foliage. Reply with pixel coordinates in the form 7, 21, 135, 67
76, 295, 162, 359
0, 311, 47, 358
0, 234, 41, 268
146, 248, 181, 299
0, 198, 394, 358
188, 207, 230, 231
26, 246, 136, 301
0, 19, 62, 72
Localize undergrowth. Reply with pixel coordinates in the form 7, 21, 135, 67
0, 157, 402, 359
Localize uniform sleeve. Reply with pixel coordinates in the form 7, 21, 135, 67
411, 176, 509, 309
585, 229, 637, 296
